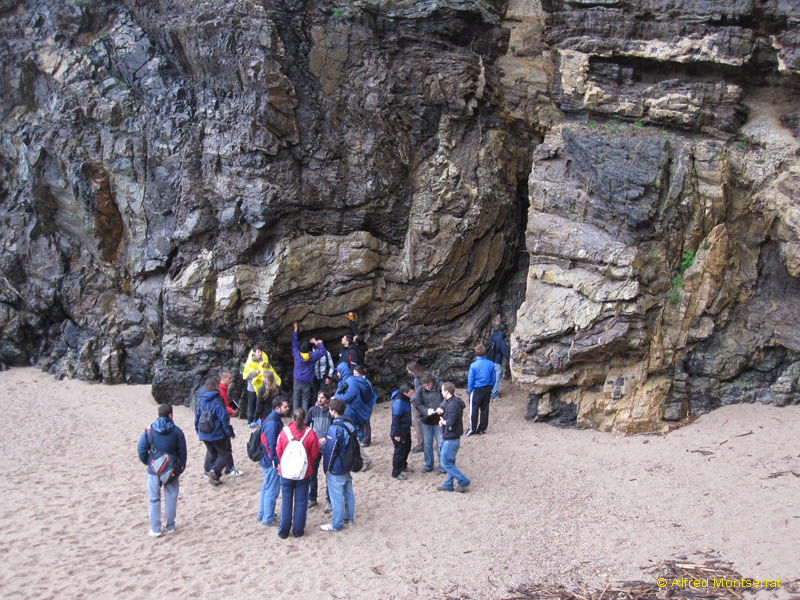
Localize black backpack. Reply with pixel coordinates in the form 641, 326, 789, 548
485, 337, 497, 362
340, 421, 363, 473
198, 403, 217, 434
247, 425, 265, 462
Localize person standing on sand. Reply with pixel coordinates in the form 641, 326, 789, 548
435, 382, 470, 493
137, 403, 187, 537
412, 371, 446, 473
466, 343, 495, 436
305, 390, 333, 511
334, 363, 375, 468
275, 408, 319, 539
487, 324, 510, 400
406, 361, 425, 454
243, 348, 281, 428
258, 396, 290, 527
195, 375, 235, 486
291, 322, 327, 413
390, 383, 414, 480
321, 398, 356, 532
204, 370, 243, 478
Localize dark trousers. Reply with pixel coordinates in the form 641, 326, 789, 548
204, 440, 235, 473
360, 418, 372, 446
203, 437, 233, 476
391, 430, 411, 477
292, 380, 313, 412
309, 454, 329, 503
470, 386, 492, 434
279, 477, 310, 538
246, 390, 258, 422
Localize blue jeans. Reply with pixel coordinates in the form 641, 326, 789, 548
491, 362, 502, 398
279, 477, 310, 538
326, 472, 355, 530
258, 465, 280, 525
421, 423, 442, 471
439, 439, 470, 490
147, 473, 179, 533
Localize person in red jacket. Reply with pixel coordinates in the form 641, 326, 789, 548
219, 369, 235, 416
275, 408, 319, 538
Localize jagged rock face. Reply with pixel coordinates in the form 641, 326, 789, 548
513, 0, 800, 432
2, 0, 799, 430
0, 0, 532, 401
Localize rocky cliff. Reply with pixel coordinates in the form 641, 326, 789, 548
1, 0, 798, 431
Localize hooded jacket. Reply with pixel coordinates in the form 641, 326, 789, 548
390, 389, 412, 438
137, 416, 188, 477
276, 421, 320, 479
259, 408, 284, 468
292, 332, 327, 383
441, 395, 466, 440
488, 330, 510, 364
195, 389, 234, 442
323, 415, 357, 475
242, 350, 282, 393
335, 367, 376, 427
412, 378, 445, 420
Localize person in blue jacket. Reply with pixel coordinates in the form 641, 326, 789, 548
466, 343, 496, 436
291, 321, 328, 412
488, 324, 511, 399
390, 384, 414, 480
320, 398, 356, 532
334, 363, 376, 468
195, 375, 235, 486
258, 396, 290, 527
137, 403, 187, 537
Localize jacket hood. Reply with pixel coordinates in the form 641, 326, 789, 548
336, 361, 352, 379
198, 389, 222, 405
151, 416, 175, 434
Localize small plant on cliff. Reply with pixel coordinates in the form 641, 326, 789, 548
703, 240, 711, 250
633, 121, 643, 129
511, 44, 517, 54
332, 7, 342, 18
73, 0, 86, 6
588, 120, 597, 129
668, 252, 696, 306
737, 140, 746, 150
680, 251, 695, 273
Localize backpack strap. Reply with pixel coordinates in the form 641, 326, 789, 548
282, 425, 295, 442
146, 428, 156, 454
298, 426, 311, 443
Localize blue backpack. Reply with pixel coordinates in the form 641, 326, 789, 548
146, 429, 179, 483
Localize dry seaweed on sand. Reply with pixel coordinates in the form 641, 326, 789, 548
504, 558, 766, 600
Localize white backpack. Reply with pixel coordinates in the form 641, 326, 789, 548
280, 426, 311, 480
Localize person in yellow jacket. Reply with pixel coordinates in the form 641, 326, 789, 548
243, 348, 281, 427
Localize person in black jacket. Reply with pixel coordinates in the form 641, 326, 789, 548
137, 404, 187, 537
390, 384, 414, 480
434, 382, 470, 493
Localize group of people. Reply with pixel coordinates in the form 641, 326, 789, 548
137, 316, 510, 538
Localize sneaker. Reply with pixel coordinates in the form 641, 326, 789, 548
437, 469, 446, 474
411, 447, 423, 454
436, 485, 454, 492
465, 430, 475, 437
422, 467, 433, 473
208, 473, 223, 486
455, 484, 470, 493
148, 529, 162, 537
324, 501, 332, 514
320, 523, 340, 532
361, 457, 372, 472
203, 471, 212, 477
343, 519, 354, 526
262, 520, 278, 527
248, 421, 255, 428
254, 419, 262, 426
308, 500, 318, 508
402, 467, 414, 473
227, 468, 244, 477
393, 473, 408, 480
165, 526, 177, 534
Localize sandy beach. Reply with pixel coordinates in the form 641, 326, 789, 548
0, 367, 797, 599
